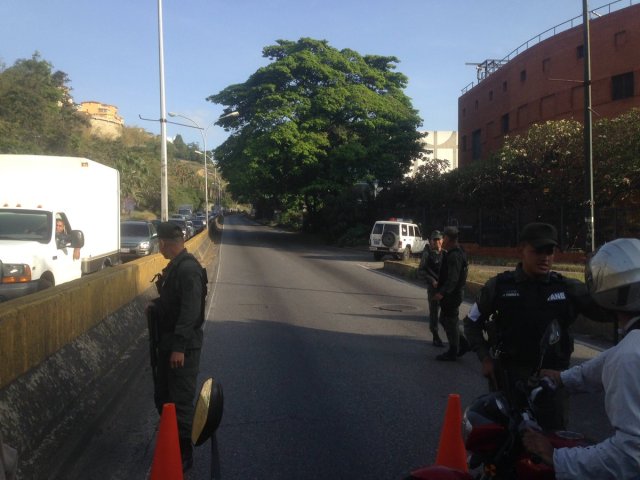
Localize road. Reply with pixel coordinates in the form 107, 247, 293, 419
56, 214, 611, 479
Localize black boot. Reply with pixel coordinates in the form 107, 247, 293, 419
180, 437, 193, 472
431, 331, 444, 347
436, 349, 457, 361
457, 335, 471, 357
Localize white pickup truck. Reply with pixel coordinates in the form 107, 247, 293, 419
0, 155, 121, 302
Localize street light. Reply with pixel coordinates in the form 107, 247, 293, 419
168, 111, 238, 215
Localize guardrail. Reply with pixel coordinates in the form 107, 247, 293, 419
0, 230, 210, 390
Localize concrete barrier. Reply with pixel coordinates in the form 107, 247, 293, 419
0, 231, 214, 478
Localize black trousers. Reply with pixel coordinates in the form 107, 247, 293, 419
154, 348, 201, 441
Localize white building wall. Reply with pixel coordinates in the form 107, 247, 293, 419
408, 130, 458, 176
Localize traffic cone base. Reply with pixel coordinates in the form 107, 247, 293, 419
150, 402, 184, 480
434, 393, 468, 472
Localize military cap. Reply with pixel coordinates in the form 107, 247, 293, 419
156, 221, 184, 239
430, 230, 443, 240
443, 226, 459, 238
519, 222, 558, 247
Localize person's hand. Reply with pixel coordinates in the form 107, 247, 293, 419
433, 292, 443, 301
170, 351, 185, 368
539, 369, 563, 388
522, 429, 554, 465
432, 280, 438, 288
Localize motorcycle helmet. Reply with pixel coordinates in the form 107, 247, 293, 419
585, 238, 640, 312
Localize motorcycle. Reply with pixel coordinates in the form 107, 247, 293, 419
408, 321, 590, 480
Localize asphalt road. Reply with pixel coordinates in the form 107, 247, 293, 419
55, 214, 611, 480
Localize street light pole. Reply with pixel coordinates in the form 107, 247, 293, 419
583, 0, 595, 252
168, 111, 239, 216
157, 0, 169, 221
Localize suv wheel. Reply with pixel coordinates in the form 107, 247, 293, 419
381, 231, 396, 247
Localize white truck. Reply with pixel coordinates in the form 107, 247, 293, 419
0, 155, 121, 302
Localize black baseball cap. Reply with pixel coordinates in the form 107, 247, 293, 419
430, 230, 443, 240
519, 222, 558, 248
156, 221, 184, 239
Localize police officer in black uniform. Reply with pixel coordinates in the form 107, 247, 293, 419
418, 230, 445, 346
463, 222, 602, 430
434, 226, 471, 361
148, 222, 207, 472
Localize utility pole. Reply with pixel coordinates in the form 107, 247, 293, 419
583, 0, 595, 252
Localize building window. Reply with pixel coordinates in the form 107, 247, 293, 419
542, 58, 551, 73
462, 108, 466, 117
502, 80, 508, 92
472, 129, 482, 161
475, 100, 479, 110
489, 90, 493, 101
576, 45, 584, 59
462, 135, 467, 152
520, 70, 527, 82
612, 72, 634, 100
614, 30, 627, 48
501, 113, 509, 134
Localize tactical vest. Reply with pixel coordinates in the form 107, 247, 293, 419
492, 271, 574, 370
155, 252, 208, 338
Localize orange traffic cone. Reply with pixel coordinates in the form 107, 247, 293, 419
434, 393, 468, 472
150, 403, 184, 480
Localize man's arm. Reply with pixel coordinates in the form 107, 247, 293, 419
171, 261, 204, 353
437, 251, 462, 296
564, 277, 607, 322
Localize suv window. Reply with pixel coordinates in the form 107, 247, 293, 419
384, 224, 399, 234
372, 223, 384, 234
401, 224, 408, 236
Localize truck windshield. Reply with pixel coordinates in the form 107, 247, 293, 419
0, 210, 52, 243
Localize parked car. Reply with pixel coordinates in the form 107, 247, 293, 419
120, 220, 159, 260
185, 220, 195, 238
369, 218, 427, 261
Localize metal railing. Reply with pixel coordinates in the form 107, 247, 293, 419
461, 0, 637, 94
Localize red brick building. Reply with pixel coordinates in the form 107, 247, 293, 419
458, 1, 640, 167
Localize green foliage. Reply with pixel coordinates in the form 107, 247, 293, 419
208, 38, 425, 230
0, 53, 210, 217
0, 53, 88, 154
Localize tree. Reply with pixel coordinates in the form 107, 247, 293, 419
208, 38, 425, 230
0, 52, 88, 154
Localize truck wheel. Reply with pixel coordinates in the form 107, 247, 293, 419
402, 246, 411, 261
373, 252, 384, 261
37, 276, 54, 291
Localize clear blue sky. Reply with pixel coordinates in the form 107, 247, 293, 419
1, 1, 602, 148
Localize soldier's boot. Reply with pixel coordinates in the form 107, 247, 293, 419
431, 330, 444, 347
180, 437, 193, 472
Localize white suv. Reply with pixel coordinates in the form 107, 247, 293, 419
369, 219, 427, 261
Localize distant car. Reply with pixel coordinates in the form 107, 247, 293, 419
120, 220, 159, 260
192, 219, 205, 233
168, 219, 189, 239
185, 220, 195, 238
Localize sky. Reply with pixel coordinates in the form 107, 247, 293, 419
0, 1, 610, 148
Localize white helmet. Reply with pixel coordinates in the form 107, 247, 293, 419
586, 238, 640, 312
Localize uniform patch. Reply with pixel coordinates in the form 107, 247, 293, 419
501, 290, 520, 298
547, 292, 566, 301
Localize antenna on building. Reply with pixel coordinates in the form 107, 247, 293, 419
465, 59, 508, 82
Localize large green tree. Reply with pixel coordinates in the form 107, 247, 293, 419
208, 38, 425, 228
0, 53, 88, 154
